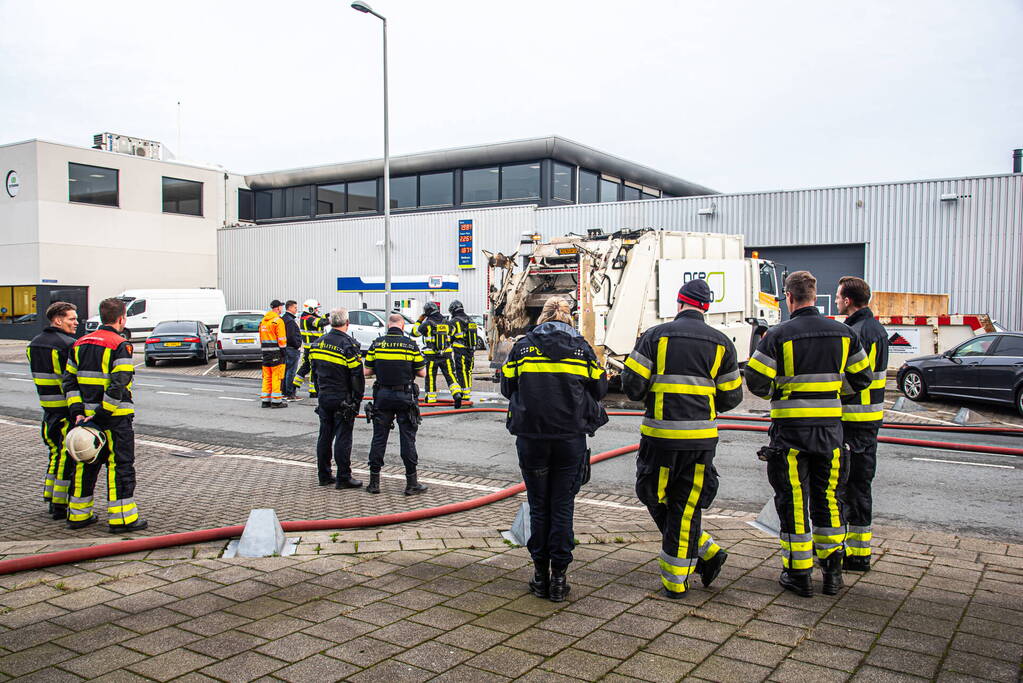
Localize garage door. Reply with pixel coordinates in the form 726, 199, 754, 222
745, 244, 865, 320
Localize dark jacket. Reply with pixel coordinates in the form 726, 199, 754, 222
62, 325, 135, 426
299, 313, 328, 346
366, 327, 426, 386
500, 321, 608, 439
27, 326, 77, 415
411, 313, 454, 357
282, 311, 303, 350
309, 329, 364, 401
842, 307, 889, 435
449, 312, 478, 351
622, 309, 744, 450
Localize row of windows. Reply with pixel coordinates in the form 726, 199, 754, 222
68, 162, 203, 216
577, 169, 660, 204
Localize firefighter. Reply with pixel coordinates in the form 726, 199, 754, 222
745, 271, 872, 597
501, 296, 608, 602
364, 313, 428, 495
621, 279, 744, 598
293, 299, 329, 398
310, 308, 364, 489
836, 276, 889, 571
411, 302, 463, 406
259, 300, 288, 408
61, 298, 147, 532
27, 301, 79, 519
448, 300, 478, 402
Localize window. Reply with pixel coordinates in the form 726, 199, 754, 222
642, 190, 660, 200
552, 162, 573, 202
389, 176, 417, 209
255, 191, 273, 219
126, 299, 146, 316
317, 183, 346, 215
622, 185, 641, 201
579, 170, 599, 203
759, 262, 778, 296
419, 171, 453, 207
347, 180, 378, 212
463, 167, 499, 203
153, 321, 199, 334
222, 314, 262, 333
69, 162, 118, 207
954, 337, 997, 357
993, 336, 1023, 357
350, 310, 375, 326
282, 186, 312, 218
501, 163, 540, 200
238, 189, 255, 221
162, 177, 203, 216
600, 179, 620, 203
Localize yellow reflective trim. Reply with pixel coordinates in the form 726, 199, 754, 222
655, 337, 667, 420
39, 399, 69, 408
747, 357, 776, 379
106, 430, 117, 500
659, 558, 693, 576
788, 558, 814, 570
710, 344, 725, 379
781, 341, 795, 400
625, 356, 651, 379
652, 382, 715, 395
77, 377, 108, 386
516, 362, 590, 377
841, 336, 850, 373
827, 448, 841, 528
780, 540, 813, 551
108, 503, 138, 513
846, 356, 870, 373
677, 463, 705, 560
67, 396, 82, 405
34, 378, 62, 386
846, 547, 870, 557
814, 533, 845, 544
842, 412, 883, 422
771, 407, 843, 418
716, 377, 742, 391
501, 363, 517, 378
656, 466, 669, 504
847, 531, 872, 541
783, 381, 843, 392
111, 363, 134, 373
640, 425, 719, 440
787, 449, 805, 535
869, 379, 887, 390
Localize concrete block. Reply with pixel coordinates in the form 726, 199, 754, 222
892, 397, 925, 412
747, 499, 780, 538
223, 509, 299, 558
501, 501, 531, 547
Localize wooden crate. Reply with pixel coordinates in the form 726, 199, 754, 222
870, 291, 949, 317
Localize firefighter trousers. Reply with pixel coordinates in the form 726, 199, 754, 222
293, 348, 317, 397
842, 427, 878, 560
452, 348, 474, 400
517, 436, 587, 570
261, 363, 285, 404
765, 445, 848, 570
68, 418, 141, 527
41, 411, 71, 505
424, 355, 461, 403
635, 443, 723, 594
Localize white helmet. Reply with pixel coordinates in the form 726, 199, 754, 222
303, 299, 321, 313
65, 425, 105, 464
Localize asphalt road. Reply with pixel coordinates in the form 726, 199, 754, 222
2, 361, 1021, 542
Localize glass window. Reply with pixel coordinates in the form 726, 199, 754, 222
552, 162, 573, 201
954, 336, 997, 357
641, 191, 658, 200
282, 186, 312, 218
69, 162, 118, 207
579, 170, 598, 203
347, 180, 378, 213
126, 299, 146, 316
419, 171, 453, 207
221, 314, 262, 333
501, 163, 541, 200
600, 179, 619, 203
317, 183, 345, 215
162, 177, 203, 216
238, 189, 254, 221
153, 321, 199, 334
993, 336, 1023, 357
349, 310, 372, 326
389, 176, 417, 209
255, 191, 273, 219
759, 262, 778, 295
622, 185, 641, 201
462, 167, 499, 203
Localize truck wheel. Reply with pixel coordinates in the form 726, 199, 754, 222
218, 359, 228, 372
144, 356, 156, 367
900, 369, 928, 401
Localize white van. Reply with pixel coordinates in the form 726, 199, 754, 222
85, 289, 227, 341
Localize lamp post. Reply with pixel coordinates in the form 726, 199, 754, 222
351, 1, 392, 312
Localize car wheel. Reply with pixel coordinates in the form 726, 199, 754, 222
1016, 387, 1023, 417
144, 356, 156, 367
900, 369, 927, 401
218, 359, 228, 372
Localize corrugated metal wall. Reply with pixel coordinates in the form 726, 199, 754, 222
219, 173, 1023, 329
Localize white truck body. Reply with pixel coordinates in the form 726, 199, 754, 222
85, 288, 227, 340
831, 314, 998, 371
486, 229, 784, 372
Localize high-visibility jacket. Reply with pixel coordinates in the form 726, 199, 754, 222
745, 306, 872, 424
622, 309, 744, 449
365, 328, 426, 386
259, 311, 287, 366
27, 326, 76, 414
309, 329, 365, 401
841, 307, 889, 427
299, 312, 328, 345
410, 313, 454, 358
62, 326, 135, 423
449, 313, 478, 351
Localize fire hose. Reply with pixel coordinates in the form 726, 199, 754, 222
0, 409, 1020, 576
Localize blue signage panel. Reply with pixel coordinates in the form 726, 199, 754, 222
458, 219, 474, 269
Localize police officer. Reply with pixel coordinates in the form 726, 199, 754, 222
411, 302, 463, 406
501, 296, 608, 602
621, 280, 743, 598
294, 299, 329, 398
259, 300, 288, 408
310, 308, 364, 489
364, 313, 428, 495
745, 271, 872, 597
61, 298, 147, 532
27, 301, 78, 519
448, 300, 478, 402
836, 276, 889, 571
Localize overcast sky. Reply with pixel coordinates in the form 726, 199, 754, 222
3, 0, 1021, 192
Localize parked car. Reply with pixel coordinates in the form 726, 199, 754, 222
85, 288, 227, 341
348, 309, 414, 350
144, 320, 217, 366
897, 332, 1023, 416
468, 314, 488, 351
215, 310, 264, 371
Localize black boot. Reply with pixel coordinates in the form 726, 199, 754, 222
453, 393, 463, 410
696, 549, 728, 588
548, 567, 570, 602
529, 560, 550, 599
67, 515, 97, 530
404, 473, 428, 496
821, 550, 844, 595
366, 472, 381, 494
318, 476, 336, 487
843, 554, 870, 572
110, 518, 148, 534
335, 476, 363, 489
261, 401, 271, 408
51, 504, 68, 521
779, 569, 813, 598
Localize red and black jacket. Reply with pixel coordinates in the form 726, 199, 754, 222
62, 326, 135, 424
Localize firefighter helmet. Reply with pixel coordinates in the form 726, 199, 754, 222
448, 300, 464, 314
65, 424, 105, 464
303, 299, 321, 313
423, 302, 439, 316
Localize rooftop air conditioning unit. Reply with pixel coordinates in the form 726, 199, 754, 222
92, 132, 162, 160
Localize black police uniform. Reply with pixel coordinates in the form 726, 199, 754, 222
364, 326, 427, 493
501, 321, 608, 600
840, 307, 889, 568
27, 325, 77, 514
411, 311, 462, 403
449, 305, 478, 401
61, 326, 145, 532
310, 328, 365, 488
745, 306, 872, 594
294, 311, 328, 397
622, 307, 743, 596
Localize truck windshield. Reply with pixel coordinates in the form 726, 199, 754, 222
759, 262, 778, 296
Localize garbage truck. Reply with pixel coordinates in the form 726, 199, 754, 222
484, 229, 785, 376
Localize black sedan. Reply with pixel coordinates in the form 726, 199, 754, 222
897, 332, 1023, 416
144, 320, 217, 366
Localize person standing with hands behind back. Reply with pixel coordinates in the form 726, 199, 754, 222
501, 296, 608, 602
259, 300, 288, 409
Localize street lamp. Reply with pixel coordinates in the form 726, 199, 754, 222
351, 1, 392, 312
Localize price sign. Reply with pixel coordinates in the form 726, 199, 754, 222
458, 219, 474, 270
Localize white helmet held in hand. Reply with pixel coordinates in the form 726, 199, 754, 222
303, 299, 321, 313
65, 425, 105, 464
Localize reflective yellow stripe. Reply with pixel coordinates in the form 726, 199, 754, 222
654, 337, 667, 420
827, 448, 841, 528
846, 356, 870, 373
515, 362, 591, 378
77, 377, 108, 386
787, 449, 805, 534
746, 357, 776, 379
656, 466, 669, 504
111, 363, 134, 373
651, 383, 715, 395
842, 411, 883, 422
710, 345, 725, 379
34, 378, 62, 386
39, 399, 69, 408
771, 407, 843, 418
781, 341, 795, 400
677, 463, 704, 560
625, 356, 651, 379
784, 381, 843, 392
780, 540, 813, 551
640, 425, 719, 439
716, 377, 742, 391
107, 430, 117, 500
501, 362, 516, 378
